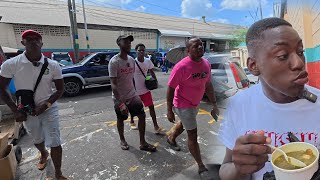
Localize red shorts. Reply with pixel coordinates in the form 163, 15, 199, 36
139, 91, 154, 107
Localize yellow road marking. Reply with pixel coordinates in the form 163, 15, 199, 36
129, 165, 139, 172
105, 102, 166, 126
145, 102, 166, 112
198, 108, 223, 124
68, 128, 103, 143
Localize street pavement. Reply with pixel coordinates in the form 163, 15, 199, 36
15, 70, 227, 180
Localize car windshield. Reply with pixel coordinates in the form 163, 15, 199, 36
204, 54, 231, 64
211, 63, 229, 83
53, 54, 70, 61
78, 53, 96, 64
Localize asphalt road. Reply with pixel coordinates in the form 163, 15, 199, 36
15, 70, 227, 180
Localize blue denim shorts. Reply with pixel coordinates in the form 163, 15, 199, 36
24, 106, 61, 147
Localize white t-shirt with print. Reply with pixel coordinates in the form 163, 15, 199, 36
0, 52, 62, 107
218, 83, 320, 180
134, 58, 154, 95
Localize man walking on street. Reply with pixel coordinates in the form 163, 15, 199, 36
166, 37, 219, 178
129, 43, 164, 134
0, 30, 68, 180
108, 35, 156, 152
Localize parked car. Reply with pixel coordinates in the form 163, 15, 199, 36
51, 52, 73, 66
154, 52, 166, 67
203, 53, 250, 100
243, 67, 259, 84
61, 52, 135, 97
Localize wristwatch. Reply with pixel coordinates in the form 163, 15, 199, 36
46, 101, 52, 108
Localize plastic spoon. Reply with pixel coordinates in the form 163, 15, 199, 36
266, 144, 307, 168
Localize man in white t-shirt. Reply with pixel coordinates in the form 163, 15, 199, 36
218, 18, 320, 180
0, 30, 68, 180
129, 43, 164, 134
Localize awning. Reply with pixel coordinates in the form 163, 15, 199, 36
159, 29, 192, 37
211, 33, 233, 40
1, 46, 20, 53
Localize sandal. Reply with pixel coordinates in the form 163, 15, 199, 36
120, 142, 129, 150
37, 151, 49, 171
167, 137, 181, 151
199, 168, 211, 180
130, 123, 138, 130
140, 143, 157, 152
154, 127, 165, 134
55, 175, 69, 180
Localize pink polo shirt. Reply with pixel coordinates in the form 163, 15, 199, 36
168, 56, 211, 108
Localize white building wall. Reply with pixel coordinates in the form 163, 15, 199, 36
160, 36, 187, 51
78, 29, 157, 50
0, 23, 18, 48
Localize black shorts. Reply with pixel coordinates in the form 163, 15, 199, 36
114, 96, 145, 121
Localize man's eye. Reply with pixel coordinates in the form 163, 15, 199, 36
277, 54, 288, 60
298, 50, 305, 56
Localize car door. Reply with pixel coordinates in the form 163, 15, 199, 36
84, 53, 111, 84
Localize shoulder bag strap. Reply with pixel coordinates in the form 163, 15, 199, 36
34, 58, 48, 92
135, 60, 146, 78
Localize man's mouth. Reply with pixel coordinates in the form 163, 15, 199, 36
293, 71, 309, 85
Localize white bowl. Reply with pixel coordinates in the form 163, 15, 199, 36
271, 142, 319, 180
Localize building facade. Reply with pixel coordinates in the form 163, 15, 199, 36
279, 0, 320, 89
0, 0, 241, 61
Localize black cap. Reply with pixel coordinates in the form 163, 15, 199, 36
116, 35, 134, 45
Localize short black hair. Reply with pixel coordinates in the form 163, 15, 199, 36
185, 36, 201, 48
246, 17, 292, 56
135, 43, 145, 50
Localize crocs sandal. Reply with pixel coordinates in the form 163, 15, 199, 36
37, 152, 49, 171
167, 137, 181, 151
140, 143, 157, 152
120, 142, 129, 150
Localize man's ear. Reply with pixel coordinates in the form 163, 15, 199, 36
247, 57, 260, 76
21, 40, 25, 46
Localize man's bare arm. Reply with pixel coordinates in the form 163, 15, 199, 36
149, 69, 157, 81
205, 81, 217, 105
110, 77, 122, 102
47, 79, 64, 104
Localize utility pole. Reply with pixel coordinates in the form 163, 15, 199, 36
82, 0, 90, 54
68, 0, 80, 62
259, 0, 263, 19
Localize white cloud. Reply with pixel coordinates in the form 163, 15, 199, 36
181, 0, 215, 19
220, 0, 267, 10
212, 18, 230, 24
135, 5, 146, 12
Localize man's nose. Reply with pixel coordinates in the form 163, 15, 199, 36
290, 53, 305, 70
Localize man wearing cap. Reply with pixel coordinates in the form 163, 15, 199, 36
108, 35, 157, 152
0, 30, 68, 180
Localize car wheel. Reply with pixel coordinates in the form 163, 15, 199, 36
64, 78, 82, 97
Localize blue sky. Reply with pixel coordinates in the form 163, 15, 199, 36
86, 0, 275, 27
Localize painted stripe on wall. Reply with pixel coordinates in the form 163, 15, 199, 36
305, 44, 320, 63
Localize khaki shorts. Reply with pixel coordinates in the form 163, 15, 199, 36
173, 107, 199, 130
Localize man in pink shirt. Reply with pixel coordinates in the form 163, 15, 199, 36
166, 37, 219, 177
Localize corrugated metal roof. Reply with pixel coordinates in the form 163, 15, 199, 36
0, 0, 243, 38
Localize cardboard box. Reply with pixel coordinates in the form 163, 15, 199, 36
0, 133, 9, 157
0, 145, 17, 180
